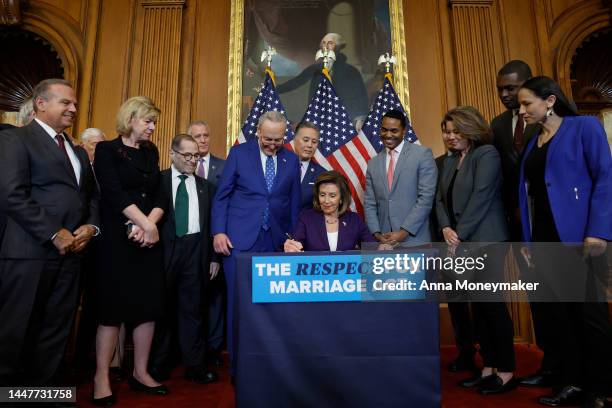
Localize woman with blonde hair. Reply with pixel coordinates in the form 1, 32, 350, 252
91, 96, 167, 405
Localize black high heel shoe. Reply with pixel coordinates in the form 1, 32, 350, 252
128, 375, 169, 395
91, 392, 116, 407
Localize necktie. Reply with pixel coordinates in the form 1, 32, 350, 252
262, 155, 275, 230
387, 149, 395, 190
300, 162, 307, 182
196, 158, 206, 179
56, 134, 76, 176
175, 175, 189, 237
514, 113, 525, 153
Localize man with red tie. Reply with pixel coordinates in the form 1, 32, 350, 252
364, 109, 437, 246
0, 78, 99, 385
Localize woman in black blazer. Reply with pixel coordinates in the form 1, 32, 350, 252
92, 96, 168, 405
436, 106, 516, 395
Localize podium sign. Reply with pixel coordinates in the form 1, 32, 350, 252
251, 252, 430, 303
235, 252, 440, 408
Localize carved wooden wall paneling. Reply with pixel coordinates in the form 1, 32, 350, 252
190, 0, 231, 160
532, 0, 611, 95
132, 0, 185, 168
0, 0, 21, 25
0, 29, 64, 111
571, 28, 612, 115
449, 0, 504, 121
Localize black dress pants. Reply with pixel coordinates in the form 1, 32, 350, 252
0, 257, 80, 385
533, 252, 612, 393
471, 243, 515, 372
513, 244, 562, 373
150, 233, 206, 369
472, 302, 515, 371
206, 270, 226, 351
447, 302, 476, 360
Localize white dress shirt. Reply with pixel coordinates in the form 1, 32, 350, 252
300, 160, 310, 182
198, 153, 210, 179
171, 165, 200, 234
259, 149, 277, 175
327, 231, 338, 252
385, 139, 405, 173
36, 118, 82, 184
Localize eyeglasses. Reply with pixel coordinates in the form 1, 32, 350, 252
172, 149, 201, 161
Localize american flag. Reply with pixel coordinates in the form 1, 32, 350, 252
360, 74, 419, 151
236, 70, 294, 144
289, 70, 377, 214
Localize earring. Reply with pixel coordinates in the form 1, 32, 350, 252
546, 107, 554, 117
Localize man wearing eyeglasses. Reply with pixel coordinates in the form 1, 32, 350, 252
149, 134, 219, 384
212, 111, 301, 372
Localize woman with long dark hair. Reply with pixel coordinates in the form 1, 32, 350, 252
518, 76, 612, 408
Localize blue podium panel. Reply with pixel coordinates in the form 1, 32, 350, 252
234, 253, 440, 408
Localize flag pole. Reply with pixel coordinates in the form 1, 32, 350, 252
261, 46, 277, 84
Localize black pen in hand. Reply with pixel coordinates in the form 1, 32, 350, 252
285, 233, 304, 252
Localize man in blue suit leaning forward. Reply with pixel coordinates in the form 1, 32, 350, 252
211, 110, 301, 364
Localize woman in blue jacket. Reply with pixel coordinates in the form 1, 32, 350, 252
517, 76, 611, 408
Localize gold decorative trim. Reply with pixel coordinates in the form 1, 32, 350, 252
140, 0, 185, 7
226, 0, 410, 153
448, 0, 493, 4
389, 0, 411, 119
226, 0, 244, 154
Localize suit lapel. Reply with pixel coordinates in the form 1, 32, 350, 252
67, 137, 86, 187
391, 143, 411, 191
249, 142, 269, 193
164, 171, 176, 227
441, 154, 460, 195
273, 150, 289, 192
315, 211, 330, 251
195, 177, 208, 230
337, 214, 349, 250
31, 123, 79, 187
378, 151, 390, 195
502, 111, 523, 164
208, 156, 219, 180
304, 162, 315, 184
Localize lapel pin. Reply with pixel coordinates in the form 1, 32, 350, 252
282, 158, 287, 163
310, 168, 314, 172
212, 166, 216, 170
342, 221, 347, 227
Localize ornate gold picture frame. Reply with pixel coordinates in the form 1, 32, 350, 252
226, 0, 410, 153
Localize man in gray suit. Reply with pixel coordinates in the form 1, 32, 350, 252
365, 109, 437, 246
187, 120, 226, 367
